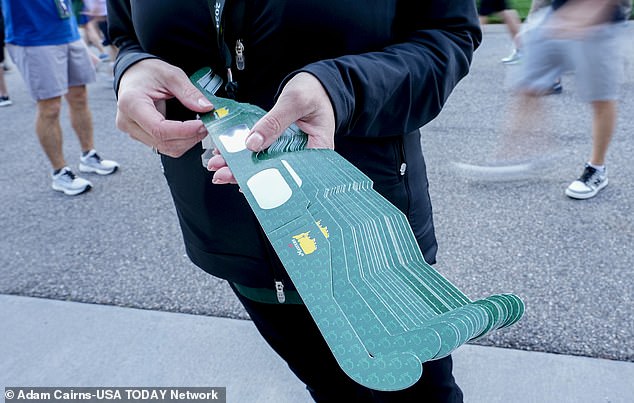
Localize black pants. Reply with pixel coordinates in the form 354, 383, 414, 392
231, 286, 464, 403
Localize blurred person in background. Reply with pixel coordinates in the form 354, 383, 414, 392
478, 0, 524, 64
72, 0, 108, 62
82, 0, 113, 62
455, 0, 630, 200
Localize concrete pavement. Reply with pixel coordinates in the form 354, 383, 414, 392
2, 294, 634, 403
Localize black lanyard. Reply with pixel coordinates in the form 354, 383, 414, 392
207, 0, 239, 98
207, 0, 232, 70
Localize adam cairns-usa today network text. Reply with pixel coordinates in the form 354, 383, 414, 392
4, 387, 226, 402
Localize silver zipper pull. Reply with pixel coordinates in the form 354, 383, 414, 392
399, 163, 407, 176
235, 39, 245, 70
274, 280, 286, 303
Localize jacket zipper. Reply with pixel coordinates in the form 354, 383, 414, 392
256, 223, 286, 303
398, 140, 407, 177
235, 39, 245, 70
399, 138, 411, 215
274, 280, 286, 303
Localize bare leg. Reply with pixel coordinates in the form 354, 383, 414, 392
589, 100, 617, 166
499, 9, 522, 49
65, 85, 94, 153
107, 44, 119, 62
496, 92, 551, 160
450, 92, 553, 179
82, 20, 106, 55
36, 97, 66, 171
0, 66, 8, 97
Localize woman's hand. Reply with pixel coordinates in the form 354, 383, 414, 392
208, 72, 335, 184
116, 59, 214, 157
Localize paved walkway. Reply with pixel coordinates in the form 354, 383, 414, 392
2, 294, 634, 403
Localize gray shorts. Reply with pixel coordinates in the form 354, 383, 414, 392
7, 40, 96, 101
512, 18, 627, 102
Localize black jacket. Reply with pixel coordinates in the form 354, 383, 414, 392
108, 0, 481, 289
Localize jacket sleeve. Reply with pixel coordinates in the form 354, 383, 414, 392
107, 0, 159, 95
295, 0, 482, 137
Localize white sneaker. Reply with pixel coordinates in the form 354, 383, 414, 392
501, 49, 521, 65
51, 167, 92, 196
565, 164, 608, 200
79, 149, 120, 175
451, 160, 538, 181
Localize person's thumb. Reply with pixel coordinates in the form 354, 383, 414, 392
165, 70, 215, 114
247, 103, 299, 152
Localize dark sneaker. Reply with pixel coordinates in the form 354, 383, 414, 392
79, 149, 120, 175
565, 164, 608, 199
545, 81, 562, 95
0, 96, 12, 107
51, 167, 92, 196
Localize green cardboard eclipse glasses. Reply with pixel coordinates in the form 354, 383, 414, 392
191, 68, 525, 391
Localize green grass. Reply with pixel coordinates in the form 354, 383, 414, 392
480, 0, 535, 21
511, 0, 533, 19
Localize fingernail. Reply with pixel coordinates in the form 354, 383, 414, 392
246, 132, 264, 151
207, 160, 219, 171
212, 173, 226, 184
198, 125, 209, 135
198, 97, 213, 108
